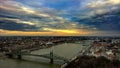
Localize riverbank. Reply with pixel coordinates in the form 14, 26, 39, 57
62, 40, 120, 68
0, 58, 60, 68
64, 55, 120, 68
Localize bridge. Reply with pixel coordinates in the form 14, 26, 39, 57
5, 48, 70, 64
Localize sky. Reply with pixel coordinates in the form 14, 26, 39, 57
0, 0, 120, 36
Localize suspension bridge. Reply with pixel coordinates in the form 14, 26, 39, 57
5, 48, 70, 64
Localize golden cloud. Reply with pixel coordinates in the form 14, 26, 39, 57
0, 29, 98, 36
43, 28, 79, 34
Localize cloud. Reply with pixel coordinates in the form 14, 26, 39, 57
1, 27, 117, 36
109, 0, 120, 4
84, 0, 120, 16
0, 0, 120, 36
0, 29, 52, 36
86, 0, 120, 8
0, 18, 35, 26
82, 10, 120, 31
0, 19, 38, 31
1, 0, 96, 32
0, 28, 99, 36
43, 28, 79, 34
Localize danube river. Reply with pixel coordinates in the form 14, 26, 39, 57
0, 40, 92, 68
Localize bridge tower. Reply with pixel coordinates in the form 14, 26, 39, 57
50, 50, 54, 64
16, 48, 22, 59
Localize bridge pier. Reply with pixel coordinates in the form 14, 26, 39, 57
50, 57, 53, 64
15, 48, 22, 60
50, 51, 54, 64
17, 55, 22, 59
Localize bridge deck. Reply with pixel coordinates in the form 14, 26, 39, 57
22, 53, 69, 62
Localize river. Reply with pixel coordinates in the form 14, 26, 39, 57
0, 40, 92, 68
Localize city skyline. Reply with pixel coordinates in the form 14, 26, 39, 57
0, 0, 120, 36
